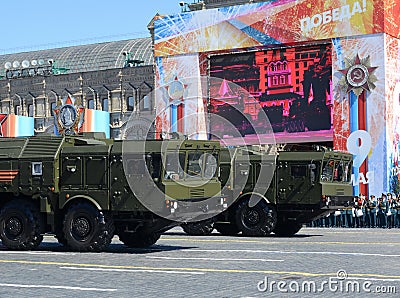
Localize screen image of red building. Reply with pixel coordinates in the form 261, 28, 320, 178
208, 43, 332, 138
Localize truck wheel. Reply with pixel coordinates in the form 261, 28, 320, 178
214, 223, 240, 236
0, 200, 43, 250
181, 219, 215, 236
235, 199, 277, 236
62, 203, 114, 252
273, 221, 302, 237
118, 231, 160, 248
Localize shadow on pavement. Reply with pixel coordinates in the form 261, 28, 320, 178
0, 240, 197, 254
164, 231, 323, 238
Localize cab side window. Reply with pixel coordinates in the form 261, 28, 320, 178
164, 153, 185, 180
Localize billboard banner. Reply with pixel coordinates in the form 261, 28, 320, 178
332, 34, 385, 196
154, 0, 391, 57
0, 114, 34, 137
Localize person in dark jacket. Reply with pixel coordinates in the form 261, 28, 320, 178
377, 195, 387, 228
362, 195, 371, 228
369, 195, 377, 228
387, 193, 395, 229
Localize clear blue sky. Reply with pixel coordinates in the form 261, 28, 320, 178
1, 0, 182, 54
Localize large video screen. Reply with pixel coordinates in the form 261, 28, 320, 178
208, 43, 333, 144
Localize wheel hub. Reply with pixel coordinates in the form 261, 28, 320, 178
244, 209, 260, 226
5, 217, 23, 237
72, 217, 91, 239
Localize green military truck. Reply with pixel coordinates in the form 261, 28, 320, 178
182, 144, 353, 237
0, 133, 223, 251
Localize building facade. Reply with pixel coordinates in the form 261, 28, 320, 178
0, 38, 155, 139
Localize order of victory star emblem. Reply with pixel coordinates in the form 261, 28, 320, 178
338, 53, 378, 97
53, 96, 84, 135
59, 104, 78, 129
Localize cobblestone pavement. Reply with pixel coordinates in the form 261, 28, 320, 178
0, 227, 399, 297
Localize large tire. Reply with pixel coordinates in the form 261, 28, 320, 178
235, 199, 277, 236
0, 200, 43, 250
181, 219, 215, 236
62, 202, 114, 252
118, 231, 160, 248
214, 223, 240, 236
273, 221, 302, 237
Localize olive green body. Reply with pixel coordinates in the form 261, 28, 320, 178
218, 145, 353, 225
0, 134, 222, 236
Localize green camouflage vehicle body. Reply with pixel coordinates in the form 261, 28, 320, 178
182, 145, 353, 237
0, 134, 223, 251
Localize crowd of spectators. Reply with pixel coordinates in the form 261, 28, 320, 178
307, 193, 400, 228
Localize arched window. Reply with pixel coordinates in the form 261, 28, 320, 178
13, 95, 22, 115
102, 98, 108, 112
14, 105, 21, 115
139, 82, 152, 111
127, 96, 134, 111
142, 94, 150, 110
28, 104, 34, 117
111, 93, 121, 112
84, 87, 96, 110
270, 64, 275, 72
1, 102, 10, 114
47, 91, 58, 117
35, 98, 45, 117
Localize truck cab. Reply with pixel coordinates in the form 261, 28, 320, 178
182, 144, 353, 237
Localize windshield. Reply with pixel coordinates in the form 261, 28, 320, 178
187, 152, 218, 179
342, 160, 352, 183
187, 152, 203, 178
321, 159, 334, 182
321, 158, 352, 183
164, 151, 219, 180
203, 153, 218, 179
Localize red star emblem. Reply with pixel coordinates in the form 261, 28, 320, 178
165, 76, 187, 105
